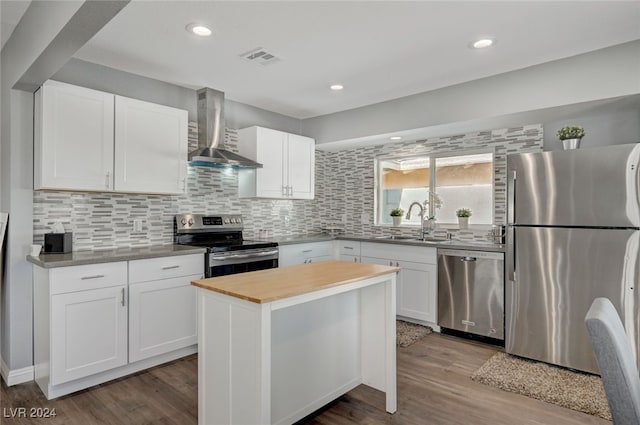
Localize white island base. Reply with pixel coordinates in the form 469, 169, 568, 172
194, 261, 398, 425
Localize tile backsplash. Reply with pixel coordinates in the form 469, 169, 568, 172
33, 123, 542, 250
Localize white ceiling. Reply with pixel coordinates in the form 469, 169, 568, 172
1, 0, 31, 49
74, 1, 640, 119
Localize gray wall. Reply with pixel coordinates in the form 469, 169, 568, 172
54, 59, 303, 133
303, 40, 640, 146
543, 101, 640, 151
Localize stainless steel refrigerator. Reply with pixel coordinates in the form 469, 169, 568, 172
506, 143, 640, 374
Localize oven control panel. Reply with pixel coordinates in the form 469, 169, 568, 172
175, 214, 243, 232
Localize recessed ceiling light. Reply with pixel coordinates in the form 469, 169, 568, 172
471, 38, 494, 49
330, 84, 344, 91
186, 23, 212, 37
390, 136, 402, 141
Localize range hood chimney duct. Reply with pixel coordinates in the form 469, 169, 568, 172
188, 87, 262, 168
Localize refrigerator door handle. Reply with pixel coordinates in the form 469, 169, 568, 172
507, 170, 516, 225
507, 225, 515, 282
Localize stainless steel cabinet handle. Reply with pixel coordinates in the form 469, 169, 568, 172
309, 259, 312, 263
460, 257, 477, 262
344, 246, 354, 250
162, 265, 180, 270
81, 274, 105, 280
302, 249, 313, 253
389, 261, 393, 266
121, 288, 125, 307
105, 171, 110, 190
282, 186, 287, 196
395, 261, 400, 267
289, 186, 293, 196
353, 257, 357, 263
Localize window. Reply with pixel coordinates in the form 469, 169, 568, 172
376, 151, 494, 226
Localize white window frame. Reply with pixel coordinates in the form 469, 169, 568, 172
375, 148, 495, 227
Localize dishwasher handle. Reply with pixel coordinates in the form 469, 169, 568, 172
460, 256, 477, 262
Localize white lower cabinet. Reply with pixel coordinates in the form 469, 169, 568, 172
336, 240, 361, 263
279, 241, 333, 266
128, 256, 202, 362
33, 253, 203, 399
361, 243, 438, 325
51, 284, 128, 385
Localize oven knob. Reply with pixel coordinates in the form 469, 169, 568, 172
188, 218, 194, 226
237, 217, 242, 224
181, 218, 187, 225
224, 218, 230, 224
234, 218, 239, 223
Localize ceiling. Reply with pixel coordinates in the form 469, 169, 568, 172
1, 0, 31, 49
73, 1, 640, 120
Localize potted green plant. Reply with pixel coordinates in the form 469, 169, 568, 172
456, 208, 472, 229
557, 125, 585, 150
390, 208, 404, 226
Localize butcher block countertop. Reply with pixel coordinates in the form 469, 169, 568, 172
191, 260, 399, 304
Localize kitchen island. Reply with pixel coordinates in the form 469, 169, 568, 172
192, 260, 399, 425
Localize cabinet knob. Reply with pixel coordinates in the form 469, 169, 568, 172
105, 171, 111, 189
353, 257, 357, 263
389, 261, 393, 266
396, 261, 400, 267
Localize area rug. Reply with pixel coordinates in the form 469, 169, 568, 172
396, 320, 432, 347
471, 352, 611, 420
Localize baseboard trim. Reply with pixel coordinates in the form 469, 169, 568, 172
1, 357, 35, 386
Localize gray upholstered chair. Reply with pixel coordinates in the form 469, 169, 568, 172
585, 297, 640, 425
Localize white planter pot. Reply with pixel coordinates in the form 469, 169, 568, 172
392, 216, 402, 226
561, 138, 581, 150
458, 217, 469, 229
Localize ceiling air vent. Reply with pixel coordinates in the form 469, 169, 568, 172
239, 47, 281, 67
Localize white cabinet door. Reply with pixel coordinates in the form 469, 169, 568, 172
50, 285, 127, 385
238, 126, 315, 199
397, 261, 437, 323
287, 133, 315, 199
339, 254, 360, 263
129, 274, 200, 362
35, 80, 114, 191
255, 127, 287, 198
114, 96, 187, 194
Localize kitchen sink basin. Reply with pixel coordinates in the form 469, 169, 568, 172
375, 236, 416, 240
374, 236, 451, 244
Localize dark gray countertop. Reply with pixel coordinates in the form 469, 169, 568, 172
27, 245, 206, 268
268, 233, 505, 253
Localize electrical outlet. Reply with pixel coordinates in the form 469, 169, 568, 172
360, 213, 370, 225
341, 214, 347, 223
284, 216, 290, 226
133, 219, 143, 232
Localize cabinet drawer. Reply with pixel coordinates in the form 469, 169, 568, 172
129, 254, 204, 284
336, 240, 361, 256
361, 242, 437, 264
280, 241, 333, 258
50, 262, 127, 295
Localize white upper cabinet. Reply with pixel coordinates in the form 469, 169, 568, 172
114, 96, 187, 194
238, 126, 315, 199
35, 80, 115, 191
34, 80, 187, 195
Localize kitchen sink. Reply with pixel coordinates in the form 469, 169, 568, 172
374, 236, 451, 244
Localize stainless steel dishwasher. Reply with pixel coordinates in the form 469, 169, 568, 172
437, 248, 504, 341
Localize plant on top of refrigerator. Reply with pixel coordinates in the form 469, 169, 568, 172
557, 126, 586, 140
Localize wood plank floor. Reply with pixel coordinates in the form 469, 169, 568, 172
0, 333, 610, 424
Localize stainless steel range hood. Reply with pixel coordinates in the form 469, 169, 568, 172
188, 87, 262, 168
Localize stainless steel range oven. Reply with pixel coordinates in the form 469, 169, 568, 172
174, 214, 278, 278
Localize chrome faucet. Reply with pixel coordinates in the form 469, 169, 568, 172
406, 202, 427, 240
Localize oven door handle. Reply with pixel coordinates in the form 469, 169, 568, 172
210, 249, 279, 261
